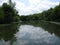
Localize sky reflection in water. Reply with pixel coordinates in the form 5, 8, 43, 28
14, 25, 60, 45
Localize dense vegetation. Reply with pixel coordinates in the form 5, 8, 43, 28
20, 4, 60, 22
0, 0, 60, 24
0, 0, 19, 24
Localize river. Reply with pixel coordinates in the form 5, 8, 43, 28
0, 21, 60, 45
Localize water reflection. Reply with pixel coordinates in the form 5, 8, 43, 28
15, 24, 60, 45
0, 23, 19, 45
21, 21, 60, 38
0, 21, 60, 45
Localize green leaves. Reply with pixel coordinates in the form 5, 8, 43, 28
20, 4, 60, 22
0, 1, 19, 24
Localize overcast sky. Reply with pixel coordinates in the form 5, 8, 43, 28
0, 0, 60, 15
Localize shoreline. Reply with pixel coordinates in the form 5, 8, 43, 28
0, 21, 60, 26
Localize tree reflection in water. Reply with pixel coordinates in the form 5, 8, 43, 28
0, 23, 20, 45
21, 21, 60, 38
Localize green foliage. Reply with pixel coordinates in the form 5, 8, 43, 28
54, 4, 60, 21
20, 4, 60, 22
0, 7, 4, 23
0, 0, 19, 24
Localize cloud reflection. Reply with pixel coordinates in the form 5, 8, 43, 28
15, 25, 60, 45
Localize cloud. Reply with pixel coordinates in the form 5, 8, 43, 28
0, 0, 8, 6
15, 25, 59, 45
0, 0, 60, 15
14, 0, 59, 15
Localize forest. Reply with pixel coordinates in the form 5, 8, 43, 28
0, 0, 60, 24
0, 0, 19, 24
20, 4, 60, 22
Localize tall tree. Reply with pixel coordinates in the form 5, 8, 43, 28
8, 0, 15, 8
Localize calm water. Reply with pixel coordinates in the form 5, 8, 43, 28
0, 21, 60, 45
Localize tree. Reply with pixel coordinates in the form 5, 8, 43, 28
0, 0, 19, 23
54, 4, 60, 21
0, 7, 4, 23
8, 0, 15, 8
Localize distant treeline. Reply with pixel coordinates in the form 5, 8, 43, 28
20, 4, 60, 22
0, 0, 60, 24
0, 0, 19, 24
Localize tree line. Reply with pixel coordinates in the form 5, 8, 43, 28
0, 0, 60, 24
0, 0, 19, 24
20, 4, 60, 22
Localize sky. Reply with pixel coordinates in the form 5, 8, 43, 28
0, 0, 60, 15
